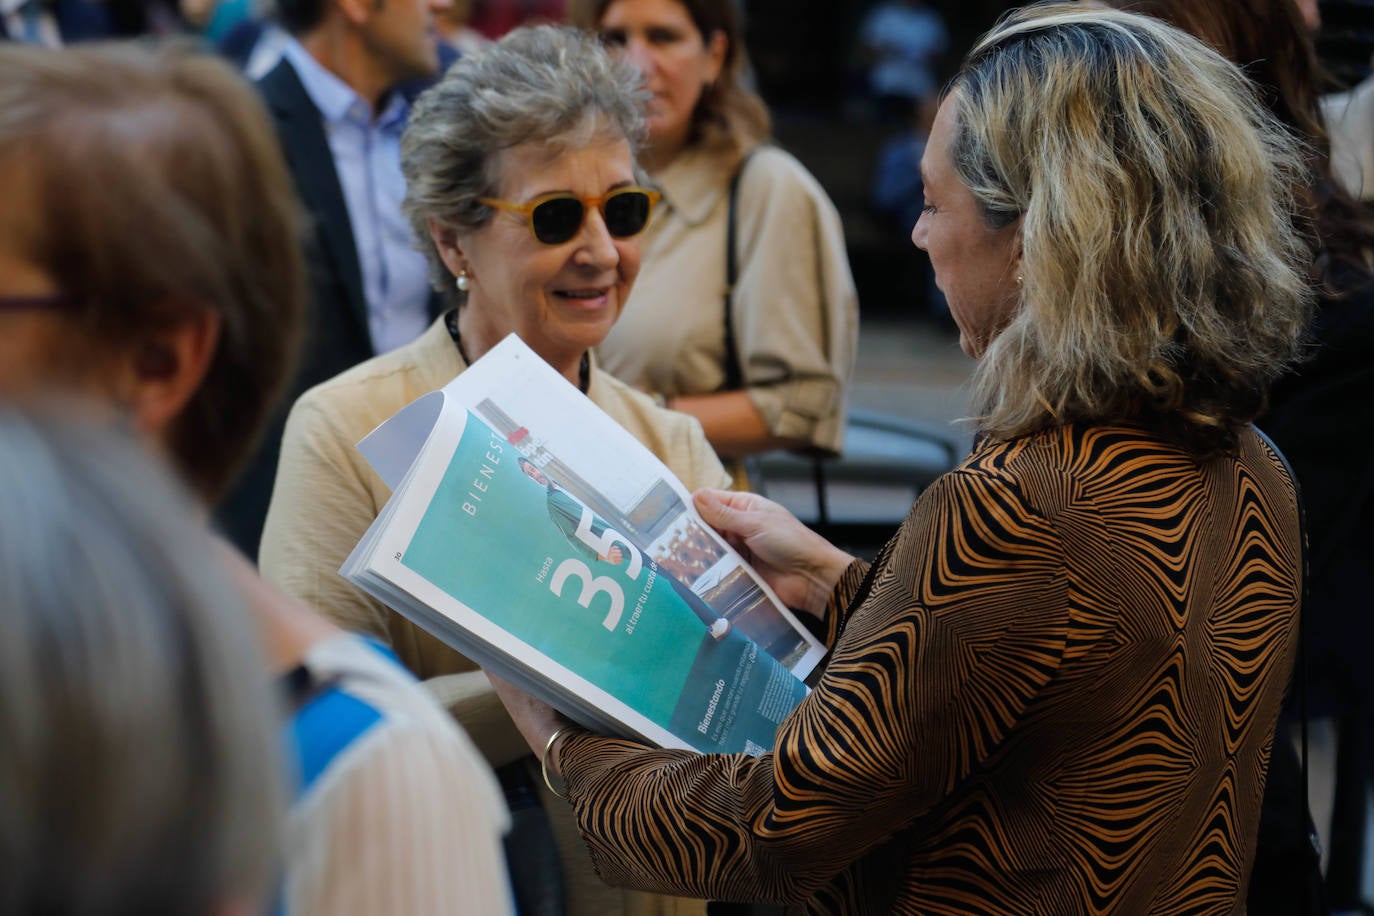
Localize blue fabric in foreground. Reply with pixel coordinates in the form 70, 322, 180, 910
288, 686, 383, 795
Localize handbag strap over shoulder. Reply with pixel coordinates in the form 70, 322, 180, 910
721, 148, 757, 393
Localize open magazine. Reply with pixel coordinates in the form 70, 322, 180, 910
341, 334, 827, 755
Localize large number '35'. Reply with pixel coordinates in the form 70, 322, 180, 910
548, 505, 642, 631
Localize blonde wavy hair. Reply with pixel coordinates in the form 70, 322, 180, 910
953, 4, 1312, 453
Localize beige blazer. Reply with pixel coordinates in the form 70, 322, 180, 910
260, 317, 728, 916
597, 144, 859, 455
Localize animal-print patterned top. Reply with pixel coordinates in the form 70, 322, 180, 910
560, 422, 1302, 914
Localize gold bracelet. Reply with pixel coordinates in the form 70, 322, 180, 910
540, 725, 576, 799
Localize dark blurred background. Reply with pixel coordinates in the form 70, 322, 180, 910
739, 0, 1374, 322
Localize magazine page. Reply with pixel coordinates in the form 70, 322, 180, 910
344, 335, 827, 754
359, 334, 827, 678
356, 389, 446, 490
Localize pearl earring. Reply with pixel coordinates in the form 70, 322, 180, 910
1016, 274, 1024, 288
456, 269, 470, 293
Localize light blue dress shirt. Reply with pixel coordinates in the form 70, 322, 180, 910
282, 39, 432, 355
1, 0, 62, 47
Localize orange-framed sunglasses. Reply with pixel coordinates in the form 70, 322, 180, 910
478, 186, 661, 245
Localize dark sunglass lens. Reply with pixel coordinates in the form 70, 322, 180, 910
530, 197, 585, 244
604, 191, 651, 238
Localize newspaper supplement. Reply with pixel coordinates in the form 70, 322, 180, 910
343, 335, 825, 754
399, 412, 806, 753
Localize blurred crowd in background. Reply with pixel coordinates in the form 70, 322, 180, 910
3, 1, 1373, 914
6, 0, 1371, 327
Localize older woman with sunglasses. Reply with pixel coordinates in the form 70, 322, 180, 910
259, 24, 727, 916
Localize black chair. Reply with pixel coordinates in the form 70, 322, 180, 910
750, 408, 963, 558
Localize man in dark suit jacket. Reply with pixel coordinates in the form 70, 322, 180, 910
216, 0, 449, 557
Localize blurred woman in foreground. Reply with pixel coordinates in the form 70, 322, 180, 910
492, 6, 1312, 911
0, 408, 281, 916
0, 41, 514, 915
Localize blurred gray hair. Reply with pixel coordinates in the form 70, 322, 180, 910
0, 407, 283, 914
402, 24, 648, 301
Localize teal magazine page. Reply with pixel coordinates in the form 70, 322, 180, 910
342, 335, 825, 753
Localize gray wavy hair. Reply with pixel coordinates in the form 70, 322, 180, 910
402, 24, 648, 301
0, 406, 283, 914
